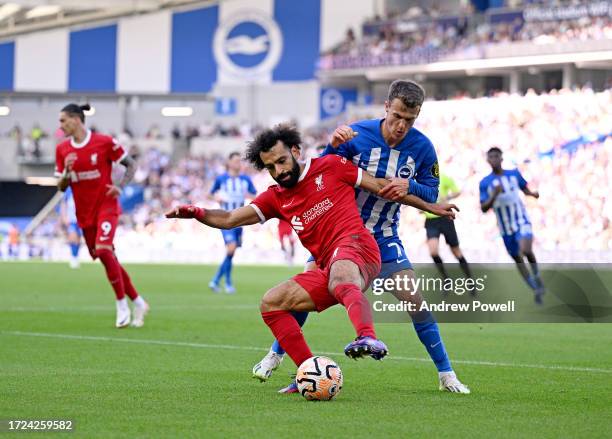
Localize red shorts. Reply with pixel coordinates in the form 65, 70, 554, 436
292, 230, 381, 312
82, 213, 119, 259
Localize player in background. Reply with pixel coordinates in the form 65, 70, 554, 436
166, 125, 457, 379
55, 103, 149, 328
480, 147, 545, 303
278, 219, 296, 266
254, 80, 470, 394
60, 187, 82, 269
424, 173, 472, 280
208, 152, 257, 294
7, 224, 19, 259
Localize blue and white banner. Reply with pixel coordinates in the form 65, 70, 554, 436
0, 0, 322, 94
320, 87, 358, 119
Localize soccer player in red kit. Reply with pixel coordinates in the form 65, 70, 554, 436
166, 124, 457, 373
55, 103, 149, 328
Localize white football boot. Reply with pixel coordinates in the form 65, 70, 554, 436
115, 299, 131, 328
252, 351, 284, 382
131, 300, 150, 328
439, 371, 471, 394
69, 257, 80, 269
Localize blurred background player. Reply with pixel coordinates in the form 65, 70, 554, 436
60, 186, 81, 269
7, 224, 20, 259
55, 103, 149, 328
480, 147, 545, 303
208, 152, 257, 294
278, 219, 296, 266
254, 80, 470, 394
424, 172, 472, 280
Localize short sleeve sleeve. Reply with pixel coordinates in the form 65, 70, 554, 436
109, 137, 127, 163
210, 176, 221, 194
325, 154, 361, 187
515, 170, 528, 190
245, 176, 257, 195
479, 178, 490, 203
250, 187, 280, 223
54, 145, 65, 177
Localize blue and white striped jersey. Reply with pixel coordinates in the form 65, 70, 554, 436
210, 173, 257, 211
322, 118, 440, 240
479, 169, 531, 236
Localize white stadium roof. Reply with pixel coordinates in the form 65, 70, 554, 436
0, 0, 205, 37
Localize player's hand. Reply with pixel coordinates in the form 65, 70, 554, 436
530, 190, 540, 199
105, 184, 122, 198
165, 205, 206, 221
428, 203, 459, 220
378, 177, 409, 201
330, 125, 358, 148
64, 152, 77, 171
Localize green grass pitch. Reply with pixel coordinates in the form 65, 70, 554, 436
1, 262, 611, 438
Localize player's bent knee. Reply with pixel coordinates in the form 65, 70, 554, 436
260, 284, 293, 312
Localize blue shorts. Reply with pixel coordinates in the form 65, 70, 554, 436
502, 224, 533, 257
68, 222, 82, 237
221, 227, 243, 247
306, 235, 412, 280
375, 235, 413, 279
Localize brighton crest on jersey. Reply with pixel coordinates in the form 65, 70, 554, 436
479, 169, 532, 237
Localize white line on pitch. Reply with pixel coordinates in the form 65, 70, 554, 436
2, 330, 611, 375
0, 305, 258, 312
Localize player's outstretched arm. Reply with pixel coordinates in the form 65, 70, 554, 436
358, 170, 458, 219
398, 195, 458, 219
522, 185, 539, 199
165, 204, 261, 229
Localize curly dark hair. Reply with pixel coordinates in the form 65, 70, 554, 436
245, 124, 302, 170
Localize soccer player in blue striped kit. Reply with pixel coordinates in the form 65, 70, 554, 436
253, 80, 470, 394
209, 152, 257, 293
479, 147, 545, 303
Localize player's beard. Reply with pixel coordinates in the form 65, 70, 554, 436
274, 157, 301, 188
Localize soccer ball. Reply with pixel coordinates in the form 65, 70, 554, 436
296, 356, 343, 401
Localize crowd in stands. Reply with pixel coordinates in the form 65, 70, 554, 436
325, 2, 612, 62
403, 87, 612, 256
4, 87, 610, 262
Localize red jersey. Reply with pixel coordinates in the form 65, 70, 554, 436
55, 130, 127, 228
251, 154, 368, 267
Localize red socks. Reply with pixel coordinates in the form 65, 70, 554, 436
97, 249, 126, 300
120, 265, 139, 300
333, 283, 376, 339
262, 310, 312, 367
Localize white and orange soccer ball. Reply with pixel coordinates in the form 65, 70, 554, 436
296, 356, 343, 401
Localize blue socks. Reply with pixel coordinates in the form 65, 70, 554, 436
412, 310, 452, 372
212, 254, 233, 285
69, 243, 80, 258
224, 254, 234, 286
271, 311, 309, 355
